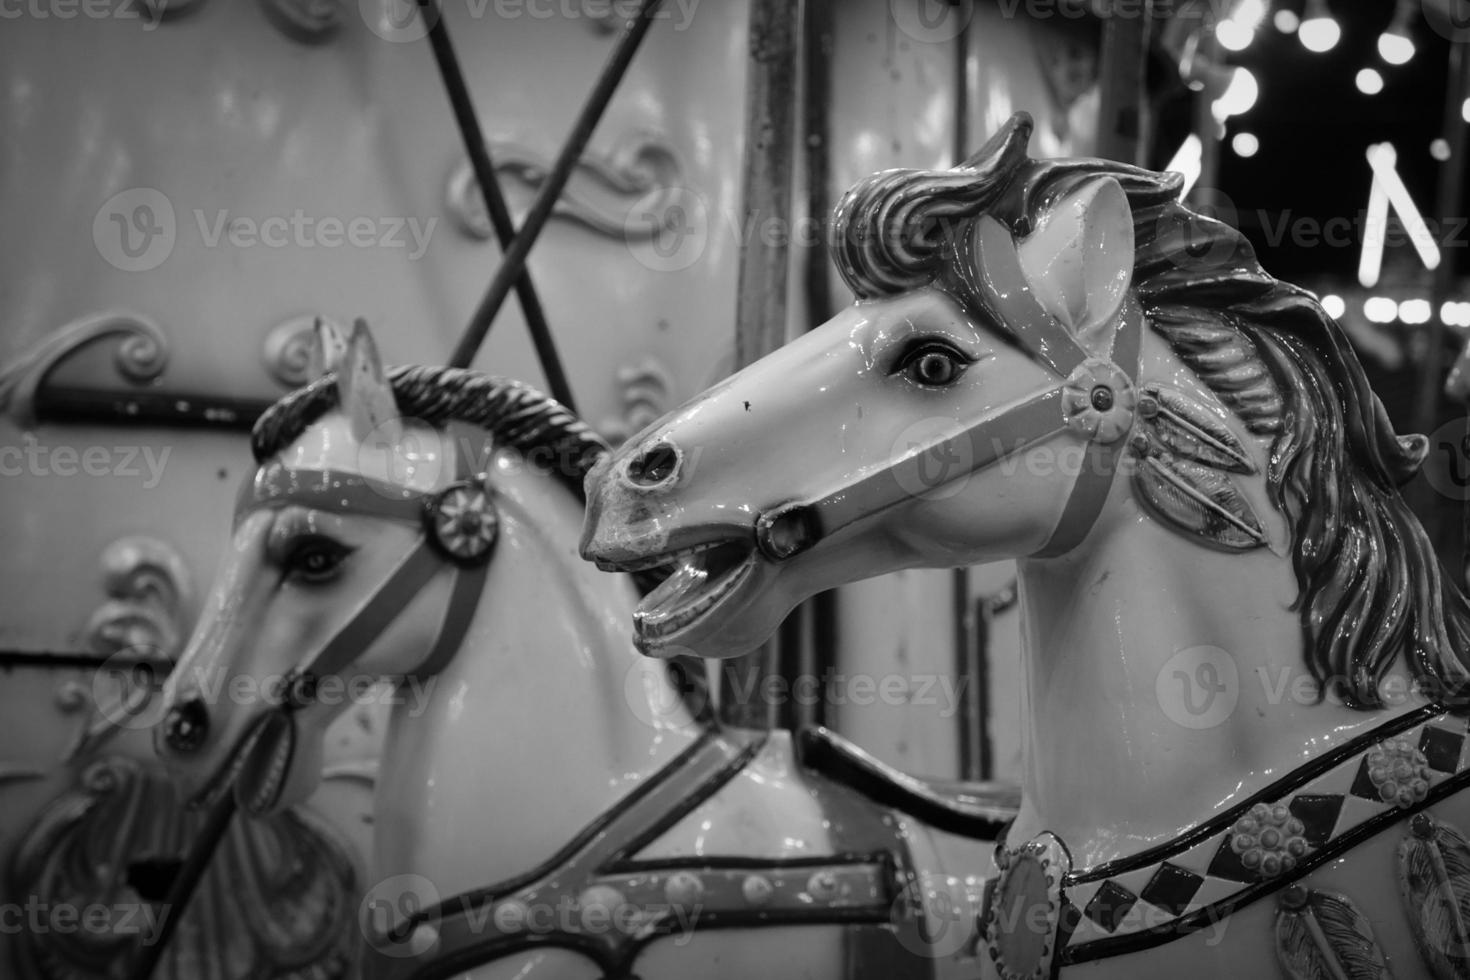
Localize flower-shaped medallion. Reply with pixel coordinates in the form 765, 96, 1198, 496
1061, 358, 1137, 444
427, 480, 499, 564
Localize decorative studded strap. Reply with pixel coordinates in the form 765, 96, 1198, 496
364, 728, 927, 980
996, 703, 1470, 968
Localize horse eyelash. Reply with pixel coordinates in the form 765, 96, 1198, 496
889, 339, 977, 375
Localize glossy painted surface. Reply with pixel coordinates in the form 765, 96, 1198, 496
581, 118, 1470, 974
155, 329, 1006, 977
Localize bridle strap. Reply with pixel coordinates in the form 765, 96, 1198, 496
971, 214, 1091, 379
236, 464, 428, 527
235, 454, 495, 706
294, 540, 446, 683
1032, 297, 1144, 558
415, 558, 488, 679
792, 387, 1070, 547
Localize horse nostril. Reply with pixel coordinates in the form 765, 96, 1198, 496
162, 697, 210, 755
626, 443, 680, 488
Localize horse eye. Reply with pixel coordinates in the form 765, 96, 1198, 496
898, 342, 970, 387
284, 536, 352, 583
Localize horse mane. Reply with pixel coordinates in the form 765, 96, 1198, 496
832, 112, 1470, 711
251, 365, 607, 500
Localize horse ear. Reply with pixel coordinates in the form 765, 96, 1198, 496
338, 319, 401, 445
1017, 176, 1134, 354
960, 112, 1033, 172
307, 317, 349, 379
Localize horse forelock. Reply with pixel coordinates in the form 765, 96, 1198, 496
250, 366, 607, 501
833, 119, 1470, 711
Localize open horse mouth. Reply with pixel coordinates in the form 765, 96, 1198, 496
189, 711, 299, 816
598, 538, 758, 650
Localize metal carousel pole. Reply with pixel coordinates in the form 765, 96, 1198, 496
718, 0, 801, 731
950, 11, 987, 782
1412, 37, 1470, 442
1096, 0, 1154, 165
1410, 33, 1470, 565
789, 0, 837, 734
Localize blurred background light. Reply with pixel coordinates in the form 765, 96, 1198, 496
1299, 0, 1341, 53
1231, 132, 1260, 157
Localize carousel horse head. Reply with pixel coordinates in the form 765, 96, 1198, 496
582, 112, 1470, 710
156, 318, 607, 815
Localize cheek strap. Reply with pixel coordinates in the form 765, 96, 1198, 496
1030, 297, 1143, 557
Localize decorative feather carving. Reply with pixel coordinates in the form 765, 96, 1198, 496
1275, 887, 1393, 980
1140, 384, 1256, 473
1132, 452, 1267, 550
1398, 814, 1470, 979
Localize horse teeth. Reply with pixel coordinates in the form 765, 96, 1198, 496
634, 549, 754, 640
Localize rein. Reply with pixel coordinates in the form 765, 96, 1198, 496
755, 214, 1144, 563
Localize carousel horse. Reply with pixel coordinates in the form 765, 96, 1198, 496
154, 318, 1020, 980
581, 112, 1470, 979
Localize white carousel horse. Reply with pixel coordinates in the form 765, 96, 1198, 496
581, 112, 1470, 979
154, 318, 1019, 979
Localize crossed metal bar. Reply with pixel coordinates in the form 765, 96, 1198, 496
434, 0, 666, 404
126, 5, 661, 977
418, 0, 575, 411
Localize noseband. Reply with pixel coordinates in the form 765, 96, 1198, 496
756, 215, 1143, 563
235, 450, 499, 708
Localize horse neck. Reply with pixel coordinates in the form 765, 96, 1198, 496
1007, 507, 1427, 872
370, 455, 700, 897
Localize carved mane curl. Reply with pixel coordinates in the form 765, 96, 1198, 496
251, 366, 606, 499
832, 112, 1469, 710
